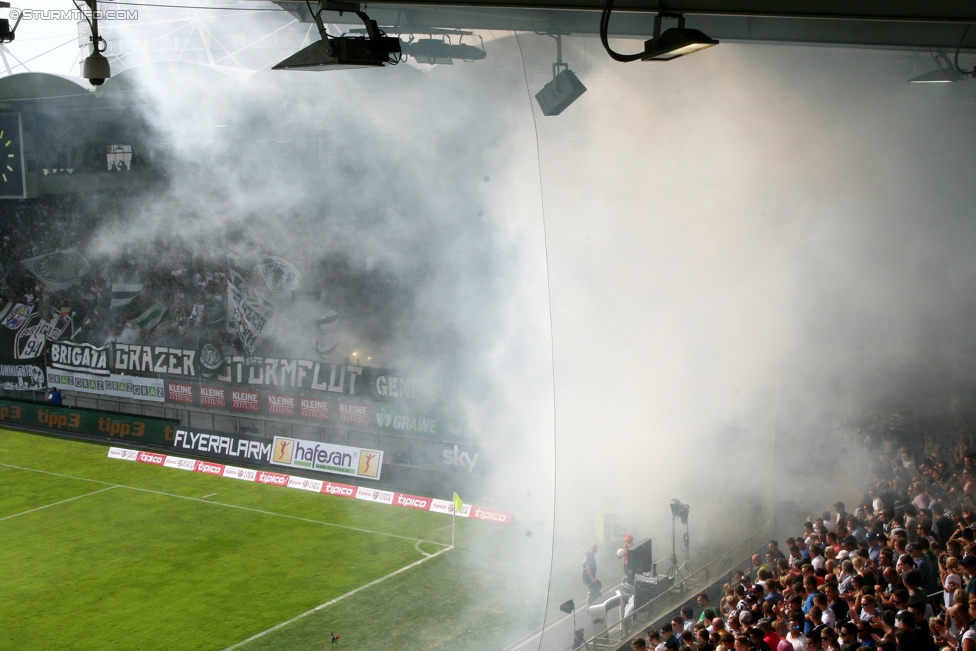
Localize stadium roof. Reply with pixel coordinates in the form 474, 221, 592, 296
0, 73, 92, 103
270, 0, 976, 50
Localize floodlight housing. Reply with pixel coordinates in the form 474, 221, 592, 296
273, 35, 401, 70
909, 66, 967, 82
909, 51, 970, 83
642, 27, 718, 61
399, 38, 486, 65
83, 50, 111, 86
0, 2, 20, 44
670, 499, 690, 524
273, 1, 401, 71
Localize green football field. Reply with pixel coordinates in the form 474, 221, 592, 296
0, 429, 550, 650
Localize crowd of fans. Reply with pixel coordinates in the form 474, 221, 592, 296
631, 410, 976, 651
0, 195, 406, 356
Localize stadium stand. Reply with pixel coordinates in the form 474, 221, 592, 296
603, 402, 976, 651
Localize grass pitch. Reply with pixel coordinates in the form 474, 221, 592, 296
0, 429, 549, 650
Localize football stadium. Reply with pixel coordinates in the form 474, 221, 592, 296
1, 1, 976, 650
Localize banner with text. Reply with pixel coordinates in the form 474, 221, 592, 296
0, 398, 177, 446
269, 436, 383, 480
46, 369, 165, 403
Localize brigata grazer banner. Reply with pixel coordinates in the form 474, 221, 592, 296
48, 341, 111, 376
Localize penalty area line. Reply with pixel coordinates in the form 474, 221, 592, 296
0, 485, 118, 522
223, 545, 454, 651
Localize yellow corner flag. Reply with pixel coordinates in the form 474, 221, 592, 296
453, 491, 463, 512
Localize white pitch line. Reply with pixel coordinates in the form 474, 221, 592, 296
0, 486, 117, 522
222, 544, 454, 651
202, 493, 218, 499
0, 462, 450, 547
415, 539, 432, 557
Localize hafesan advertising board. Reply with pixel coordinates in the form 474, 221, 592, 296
269, 436, 383, 480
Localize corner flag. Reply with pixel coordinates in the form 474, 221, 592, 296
453, 492, 463, 512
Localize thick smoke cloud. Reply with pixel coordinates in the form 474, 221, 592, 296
53, 11, 976, 646
515, 34, 976, 632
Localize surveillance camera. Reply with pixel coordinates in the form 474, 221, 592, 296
83, 51, 110, 86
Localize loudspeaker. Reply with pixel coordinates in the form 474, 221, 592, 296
634, 574, 671, 609
535, 69, 587, 116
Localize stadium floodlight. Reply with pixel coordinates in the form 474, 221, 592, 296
601, 7, 717, 64
0, 3, 23, 43
909, 51, 970, 83
669, 499, 690, 524
80, 0, 110, 86
273, 0, 400, 70
399, 37, 486, 65
641, 22, 719, 61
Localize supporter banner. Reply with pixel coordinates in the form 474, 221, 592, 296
113, 345, 369, 396
171, 428, 272, 465
133, 303, 166, 331
0, 361, 45, 390
13, 309, 72, 360
0, 398, 177, 446
368, 369, 442, 404
46, 369, 165, 403
218, 357, 364, 394
255, 256, 301, 295
114, 344, 197, 377
20, 248, 90, 291
195, 340, 224, 377
0, 303, 32, 329
269, 436, 383, 480
49, 341, 111, 376
227, 273, 275, 354
110, 281, 142, 310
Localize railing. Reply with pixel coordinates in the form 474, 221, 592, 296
565, 521, 773, 651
